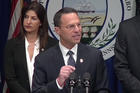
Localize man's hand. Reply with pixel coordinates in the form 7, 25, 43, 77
56, 65, 75, 87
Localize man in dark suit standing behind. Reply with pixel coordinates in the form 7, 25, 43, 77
32, 7, 109, 93
114, 16, 140, 93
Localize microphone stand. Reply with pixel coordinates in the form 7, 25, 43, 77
69, 80, 75, 93
69, 72, 76, 93
83, 72, 91, 93
77, 76, 82, 93
84, 80, 90, 93
86, 87, 89, 93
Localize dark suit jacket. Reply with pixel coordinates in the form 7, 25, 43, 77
4, 36, 58, 93
32, 43, 109, 93
114, 16, 140, 93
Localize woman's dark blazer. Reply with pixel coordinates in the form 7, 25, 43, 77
4, 36, 58, 93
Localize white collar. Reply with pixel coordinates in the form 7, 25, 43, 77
59, 42, 78, 56
25, 37, 39, 48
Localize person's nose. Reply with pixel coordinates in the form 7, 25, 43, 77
74, 25, 81, 32
27, 18, 31, 24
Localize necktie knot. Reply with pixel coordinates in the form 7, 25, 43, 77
67, 50, 75, 67
67, 50, 74, 56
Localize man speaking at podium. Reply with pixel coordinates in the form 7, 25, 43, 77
32, 7, 109, 93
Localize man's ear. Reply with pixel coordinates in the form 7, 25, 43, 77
55, 27, 60, 35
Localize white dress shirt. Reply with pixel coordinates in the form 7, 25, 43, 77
25, 37, 40, 90
56, 41, 78, 89
59, 42, 77, 65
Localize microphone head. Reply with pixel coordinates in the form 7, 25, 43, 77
69, 72, 77, 80
83, 72, 91, 80
83, 72, 91, 87
69, 72, 77, 87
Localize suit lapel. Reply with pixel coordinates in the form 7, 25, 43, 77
16, 39, 28, 75
53, 44, 65, 71
75, 43, 87, 76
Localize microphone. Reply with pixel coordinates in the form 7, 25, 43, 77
83, 72, 91, 93
69, 72, 77, 93
77, 76, 82, 88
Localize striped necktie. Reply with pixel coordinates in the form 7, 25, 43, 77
67, 50, 75, 67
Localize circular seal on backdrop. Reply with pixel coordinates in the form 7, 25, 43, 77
40, 0, 135, 60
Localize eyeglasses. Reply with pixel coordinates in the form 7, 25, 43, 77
60, 23, 82, 31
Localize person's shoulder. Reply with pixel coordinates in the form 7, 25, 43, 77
39, 43, 58, 57
48, 36, 59, 43
6, 37, 20, 46
45, 43, 58, 52
6, 38, 16, 42
121, 15, 140, 24
4, 37, 24, 51
79, 43, 101, 54
46, 36, 58, 48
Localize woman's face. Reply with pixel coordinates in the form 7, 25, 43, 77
23, 10, 41, 34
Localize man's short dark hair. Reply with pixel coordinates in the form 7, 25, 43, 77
53, 7, 78, 27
